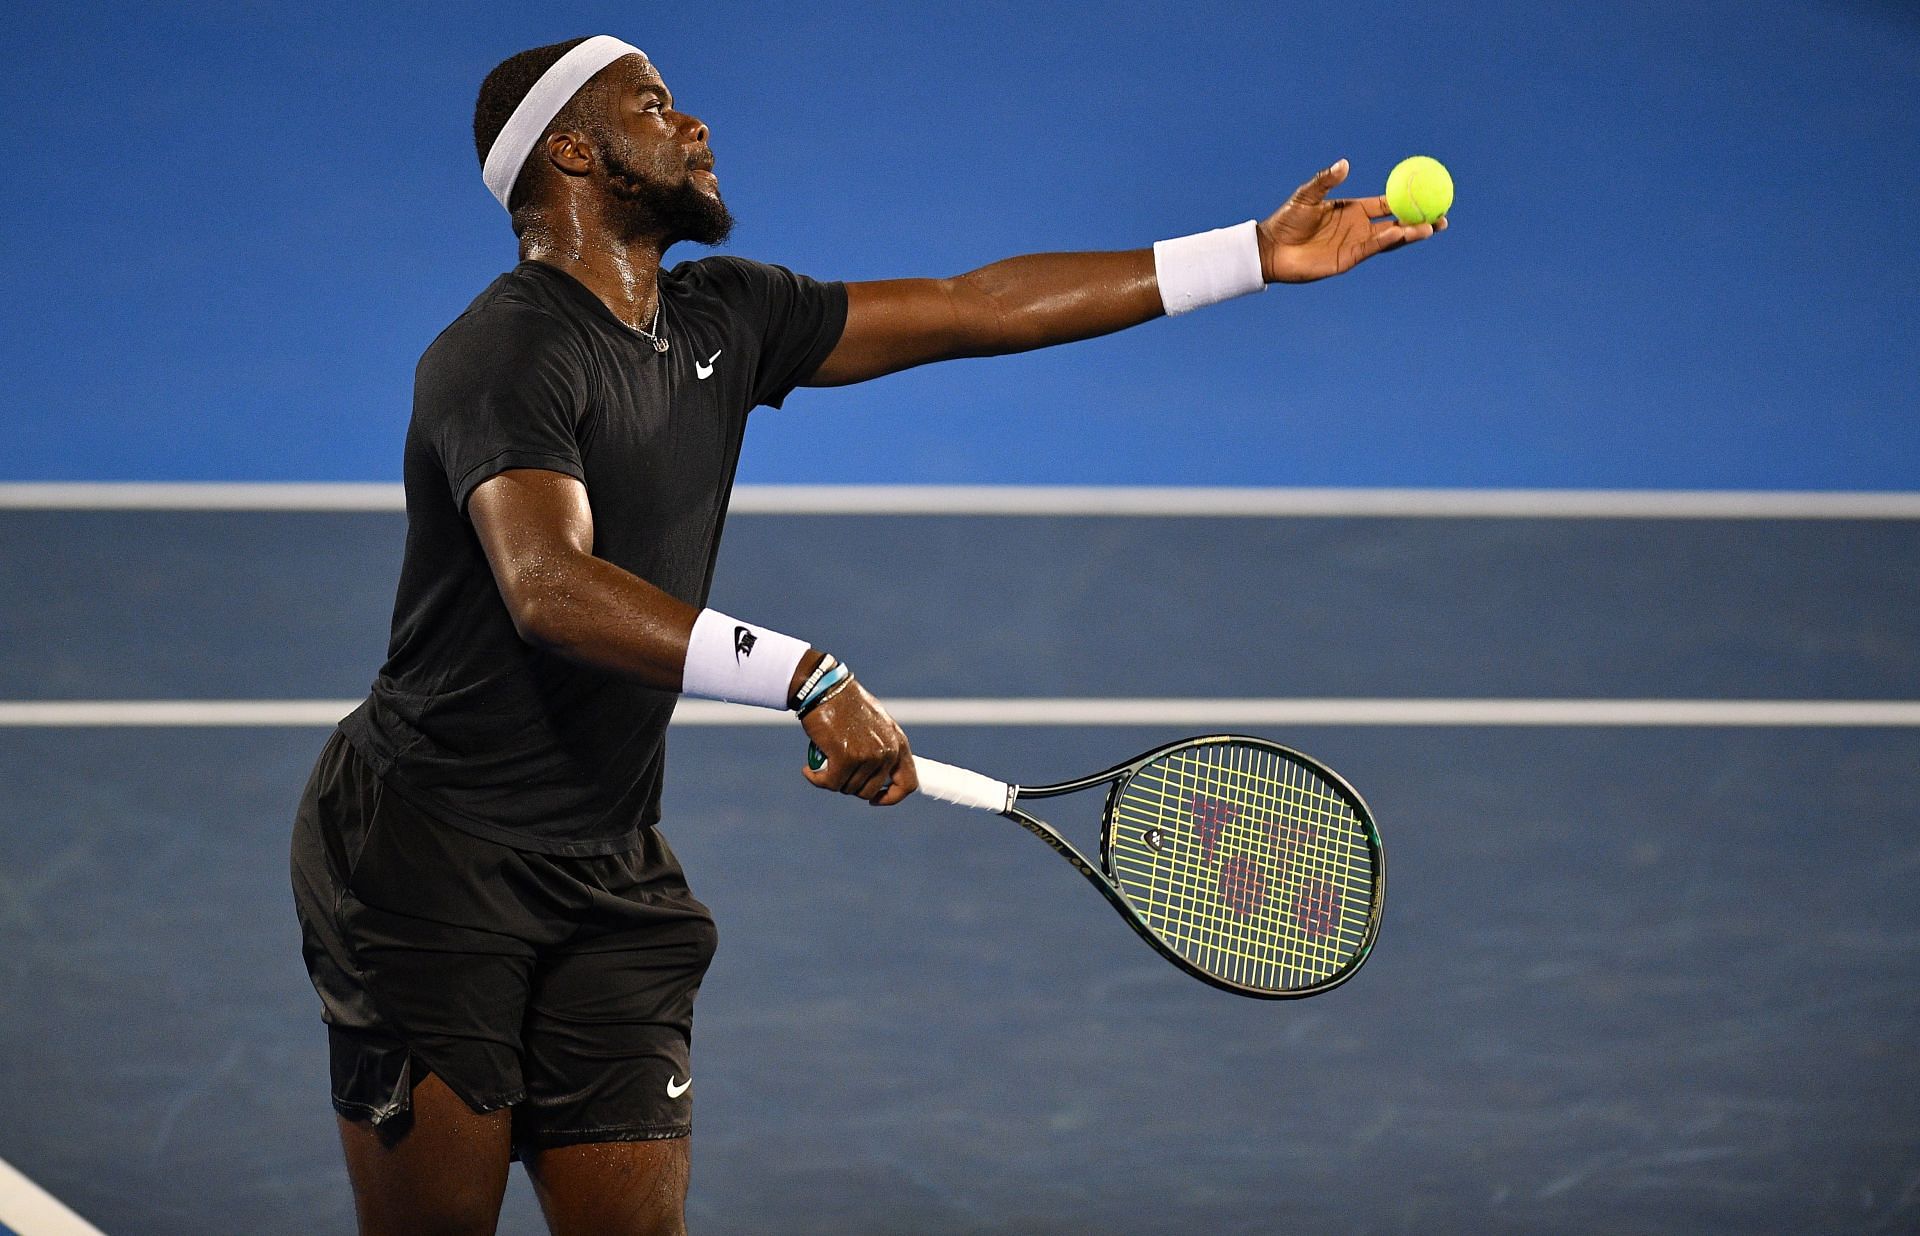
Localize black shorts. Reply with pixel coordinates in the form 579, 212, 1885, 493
290, 729, 718, 1152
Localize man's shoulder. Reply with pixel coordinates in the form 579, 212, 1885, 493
666, 256, 842, 349
670, 252, 770, 276
419, 269, 582, 372
667, 253, 822, 297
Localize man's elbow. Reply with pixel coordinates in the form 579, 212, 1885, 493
498, 589, 554, 649
938, 275, 1017, 357
496, 573, 582, 652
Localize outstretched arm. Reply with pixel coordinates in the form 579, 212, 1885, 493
806, 159, 1442, 387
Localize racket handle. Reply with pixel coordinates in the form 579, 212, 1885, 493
805, 743, 1013, 813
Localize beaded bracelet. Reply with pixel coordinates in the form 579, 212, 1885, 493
796, 663, 854, 718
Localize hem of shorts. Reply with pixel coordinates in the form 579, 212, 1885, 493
331, 1087, 527, 1124
516, 1122, 692, 1150
324, 976, 531, 1127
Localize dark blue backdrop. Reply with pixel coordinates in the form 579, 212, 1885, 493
3, 0, 1915, 487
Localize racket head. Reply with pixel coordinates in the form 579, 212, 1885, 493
1097, 735, 1384, 998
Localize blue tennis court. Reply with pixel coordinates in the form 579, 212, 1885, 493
2, 496, 1915, 1234
5, 2, 1918, 1229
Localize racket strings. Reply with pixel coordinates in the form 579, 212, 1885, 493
1107, 741, 1376, 991
1116, 748, 1365, 987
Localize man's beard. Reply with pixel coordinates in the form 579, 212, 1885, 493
600, 141, 735, 247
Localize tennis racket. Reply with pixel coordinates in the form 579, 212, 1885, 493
808, 734, 1384, 998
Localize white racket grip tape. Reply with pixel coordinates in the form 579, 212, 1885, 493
912, 757, 1015, 813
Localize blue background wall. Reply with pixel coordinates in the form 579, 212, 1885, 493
2, 0, 1915, 487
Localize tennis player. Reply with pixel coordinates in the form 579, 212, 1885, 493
290, 34, 1441, 1236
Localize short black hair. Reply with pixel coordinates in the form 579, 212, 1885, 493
472, 37, 594, 168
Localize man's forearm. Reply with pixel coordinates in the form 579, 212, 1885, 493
471, 469, 825, 706
506, 549, 696, 685
508, 552, 824, 705
809, 249, 1164, 386
944, 248, 1163, 355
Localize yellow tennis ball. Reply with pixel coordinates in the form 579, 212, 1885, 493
1385, 156, 1453, 225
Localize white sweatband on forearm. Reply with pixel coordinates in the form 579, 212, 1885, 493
681, 609, 809, 709
1152, 220, 1266, 316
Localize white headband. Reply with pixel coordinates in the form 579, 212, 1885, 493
482, 35, 646, 210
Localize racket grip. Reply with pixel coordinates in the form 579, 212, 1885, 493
914, 757, 1016, 813
806, 743, 1013, 813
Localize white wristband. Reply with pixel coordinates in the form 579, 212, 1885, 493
681, 609, 809, 709
1152, 220, 1266, 316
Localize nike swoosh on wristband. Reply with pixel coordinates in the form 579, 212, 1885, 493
696, 349, 722, 379
667, 1075, 692, 1098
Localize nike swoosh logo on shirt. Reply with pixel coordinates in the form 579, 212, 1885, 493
695, 349, 722, 380
667, 1074, 692, 1098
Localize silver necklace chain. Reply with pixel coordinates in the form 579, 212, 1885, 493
632, 299, 669, 354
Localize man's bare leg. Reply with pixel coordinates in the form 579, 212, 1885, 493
525, 1136, 691, 1236
335, 1071, 514, 1236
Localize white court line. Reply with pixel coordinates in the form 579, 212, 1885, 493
2, 698, 1919, 728
2, 483, 1918, 518
0, 1156, 106, 1236
0, 483, 402, 511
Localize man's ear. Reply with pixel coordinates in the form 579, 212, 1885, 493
542, 129, 595, 179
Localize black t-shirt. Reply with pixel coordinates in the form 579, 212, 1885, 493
339, 257, 848, 855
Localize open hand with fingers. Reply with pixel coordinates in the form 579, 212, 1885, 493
800, 676, 918, 805
1258, 159, 1446, 284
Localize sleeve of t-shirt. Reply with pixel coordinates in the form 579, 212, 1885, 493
700, 256, 848, 409
412, 304, 591, 513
